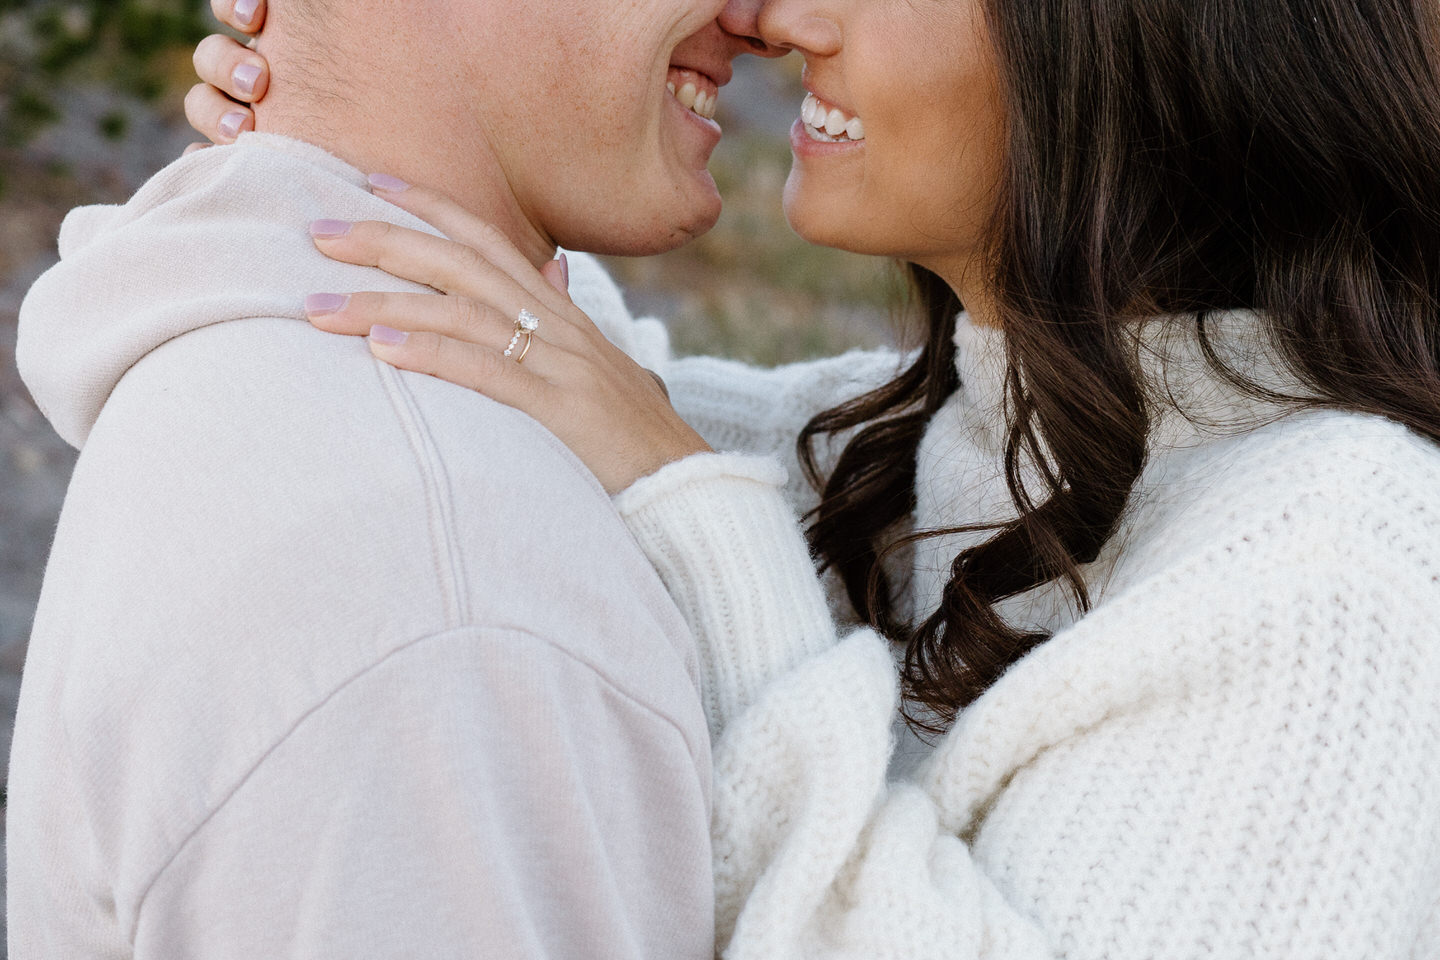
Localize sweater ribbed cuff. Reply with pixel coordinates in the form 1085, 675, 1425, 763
615, 453, 840, 738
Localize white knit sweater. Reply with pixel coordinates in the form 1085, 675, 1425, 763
615, 312, 1440, 959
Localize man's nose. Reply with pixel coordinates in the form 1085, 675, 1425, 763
720, 0, 788, 57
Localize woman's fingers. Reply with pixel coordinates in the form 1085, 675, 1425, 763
213, 0, 266, 33
184, 83, 254, 143
365, 328, 553, 412
193, 34, 269, 103
363, 179, 572, 315
308, 220, 563, 333
539, 255, 570, 295
186, 25, 266, 146
303, 290, 575, 364
301, 211, 704, 492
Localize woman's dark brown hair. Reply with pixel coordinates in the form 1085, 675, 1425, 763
801, 0, 1440, 732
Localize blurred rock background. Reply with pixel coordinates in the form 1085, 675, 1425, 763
0, 0, 896, 943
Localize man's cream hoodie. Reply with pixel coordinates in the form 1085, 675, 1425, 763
8, 134, 712, 959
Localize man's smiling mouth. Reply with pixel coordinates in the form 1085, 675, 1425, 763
667, 67, 720, 120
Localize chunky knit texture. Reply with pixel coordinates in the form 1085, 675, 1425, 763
617, 312, 1440, 959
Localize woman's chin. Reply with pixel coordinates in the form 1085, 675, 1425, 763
781, 190, 868, 257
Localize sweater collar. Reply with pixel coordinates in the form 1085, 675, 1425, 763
951, 309, 1305, 457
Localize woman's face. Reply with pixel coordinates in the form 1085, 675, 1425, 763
756, 0, 1006, 285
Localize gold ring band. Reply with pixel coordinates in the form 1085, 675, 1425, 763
506, 308, 541, 361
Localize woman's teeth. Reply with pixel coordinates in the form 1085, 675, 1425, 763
667, 68, 720, 121
801, 92, 865, 143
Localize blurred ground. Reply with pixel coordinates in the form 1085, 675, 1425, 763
0, 41, 896, 940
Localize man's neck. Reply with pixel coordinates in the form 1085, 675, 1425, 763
251, 52, 557, 269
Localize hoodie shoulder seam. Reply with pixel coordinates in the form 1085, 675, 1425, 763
371, 358, 470, 628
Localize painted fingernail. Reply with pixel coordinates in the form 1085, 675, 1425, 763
558, 252, 570, 288
369, 325, 409, 346
310, 219, 352, 239
232, 63, 261, 97
305, 293, 349, 317
368, 173, 410, 194
234, 0, 260, 26
218, 111, 247, 140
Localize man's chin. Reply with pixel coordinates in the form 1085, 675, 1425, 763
654, 188, 724, 254
561, 185, 722, 258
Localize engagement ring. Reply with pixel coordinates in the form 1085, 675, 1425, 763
505, 309, 541, 362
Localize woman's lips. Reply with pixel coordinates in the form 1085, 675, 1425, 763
790, 116, 864, 159
800, 91, 865, 142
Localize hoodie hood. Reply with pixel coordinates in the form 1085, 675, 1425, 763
18, 133, 638, 448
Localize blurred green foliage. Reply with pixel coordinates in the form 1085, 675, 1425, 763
0, 0, 213, 147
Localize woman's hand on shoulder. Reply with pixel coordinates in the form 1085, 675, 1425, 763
184, 0, 268, 152
304, 181, 712, 495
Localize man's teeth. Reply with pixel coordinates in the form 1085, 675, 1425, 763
667, 75, 719, 121
801, 92, 865, 143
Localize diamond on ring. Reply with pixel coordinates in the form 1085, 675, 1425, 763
504, 308, 542, 359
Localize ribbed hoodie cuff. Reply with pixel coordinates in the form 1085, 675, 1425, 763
615, 453, 839, 738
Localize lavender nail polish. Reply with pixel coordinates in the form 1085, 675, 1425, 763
305, 293, 349, 316
368, 173, 410, 194
310, 219, 352, 239
369, 325, 409, 346
234, 0, 260, 26
233, 63, 261, 97
218, 111, 247, 140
